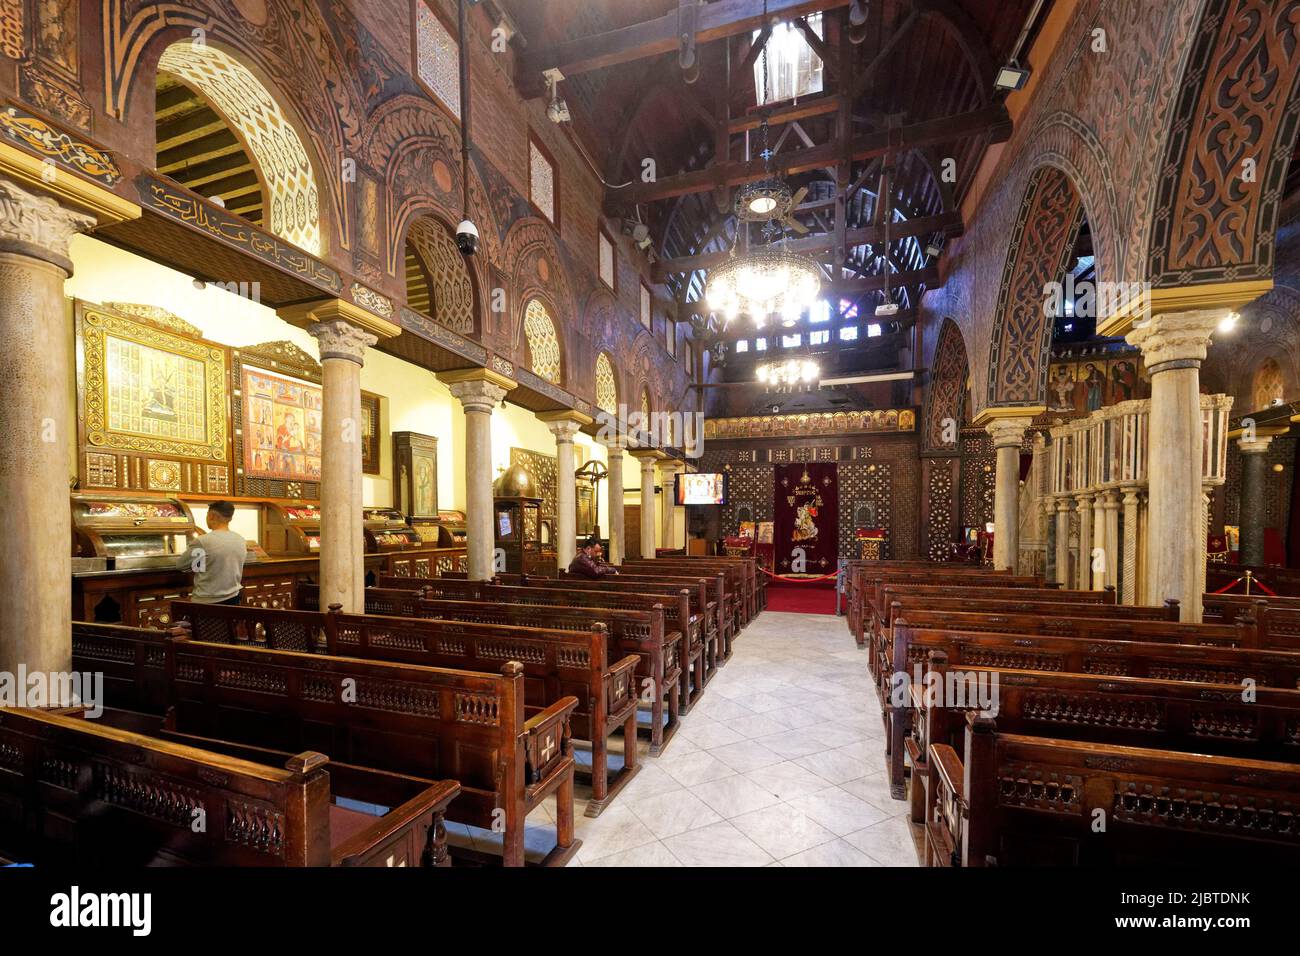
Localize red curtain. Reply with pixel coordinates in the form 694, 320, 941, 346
773, 463, 839, 575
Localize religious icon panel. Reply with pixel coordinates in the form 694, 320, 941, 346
241, 365, 323, 482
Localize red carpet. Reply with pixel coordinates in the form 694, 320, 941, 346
764, 580, 838, 615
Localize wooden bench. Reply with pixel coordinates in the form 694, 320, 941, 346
172, 600, 641, 817
1203, 594, 1300, 647
297, 583, 682, 755
622, 557, 756, 629
379, 575, 711, 712
928, 712, 1300, 865
0, 707, 460, 867
855, 574, 1049, 646
847, 563, 1016, 645
161, 632, 580, 866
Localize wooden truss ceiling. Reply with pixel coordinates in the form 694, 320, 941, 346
505, 0, 1048, 345
155, 74, 265, 227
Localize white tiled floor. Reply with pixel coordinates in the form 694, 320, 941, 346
479, 609, 919, 867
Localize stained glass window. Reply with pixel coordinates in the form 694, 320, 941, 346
415, 2, 460, 120
523, 299, 562, 384
666, 319, 676, 357
595, 353, 618, 415
640, 284, 652, 330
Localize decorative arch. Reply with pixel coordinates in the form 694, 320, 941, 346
156, 40, 322, 255
595, 353, 619, 416
923, 318, 970, 452
1147, 0, 1300, 289
405, 215, 477, 335
523, 298, 563, 385
985, 164, 1087, 409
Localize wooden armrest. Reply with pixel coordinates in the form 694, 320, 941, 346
603, 654, 642, 717
523, 695, 578, 785
929, 743, 963, 802
332, 780, 461, 867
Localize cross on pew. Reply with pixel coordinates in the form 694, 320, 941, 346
171, 600, 642, 818
0, 707, 460, 867
889, 625, 1300, 823
71, 620, 580, 866
296, 582, 682, 755
929, 712, 1300, 866
377, 575, 708, 714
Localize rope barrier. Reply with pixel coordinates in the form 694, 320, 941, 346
1209, 571, 1276, 596
757, 567, 841, 583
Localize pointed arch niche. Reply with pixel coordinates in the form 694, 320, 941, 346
155, 41, 322, 255
523, 298, 563, 386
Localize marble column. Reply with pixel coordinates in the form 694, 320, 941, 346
985, 416, 1033, 571
1127, 311, 1221, 621
539, 411, 592, 569
631, 450, 664, 558
305, 319, 378, 612
1044, 497, 1058, 585
1120, 486, 1141, 604
600, 438, 626, 565
1054, 497, 1072, 587
660, 460, 682, 552
439, 370, 515, 580
1075, 493, 1094, 590
1237, 435, 1274, 567
1101, 490, 1120, 590
0, 178, 94, 676
1090, 492, 1106, 589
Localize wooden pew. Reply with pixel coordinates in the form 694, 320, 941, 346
1203, 594, 1300, 647
928, 713, 1300, 866
378, 575, 707, 714
0, 708, 460, 867
498, 572, 722, 678
631, 554, 763, 615
622, 557, 757, 628
297, 583, 682, 755
888, 626, 1300, 816
847, 562, 1012, 645
617, 561, 742, 637
855, 572, 1047, 646
172, 600, 641, 817
161, 633, 580, 866
559, 566, 734, 662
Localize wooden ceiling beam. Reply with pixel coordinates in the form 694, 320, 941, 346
606, 103, 1010, 210
519, 0, 854, 81
652, 211, 961, 279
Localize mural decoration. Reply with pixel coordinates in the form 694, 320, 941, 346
1046, 351, 1149, 414
704, 409, 916, 440
240, 365, 322, 482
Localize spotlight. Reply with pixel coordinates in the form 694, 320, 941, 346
994, 62, 1031, 92
1217, 311, 1239, 334
543, 69, 570, 124
924, 239, 943, 259
875, 301, 899, 318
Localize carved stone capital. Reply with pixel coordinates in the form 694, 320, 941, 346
447, 378, 509, 414
1238, 435, 1274, 455
0, 175, 95, 271
985, 416, 1033, 449
308, 319, 377, 365
598, 435, 628, 456
1125, 310, 1222, 371
544, 418, 582, 443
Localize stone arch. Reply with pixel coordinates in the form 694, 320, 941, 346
402, 213, 480, 336
522, 297, 564, 386
923, 318, 969, 452
502, 217, 577, 370
985, 164, 1088, 409
155, 39, 324, 255
1147, 0, 1300, 289
595, 352, 619, 416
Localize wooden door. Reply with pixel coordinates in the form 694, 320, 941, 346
624, 504, 641, 560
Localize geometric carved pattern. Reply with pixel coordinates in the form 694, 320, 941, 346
987, 165, 1085, 408
595, 352, 618, 415
960, 431, 995, 530
924, 318, 969, 451
415, 1, 461, 120
523, 298, 562, 385
529, 140, 555, 224
511, 447, 557, 527
925, 459, 958, 560
157, 42, 321, 255
838, 462, 893, 559
1150, 0, 1300, 287
0, 1, 21, 60
408, 217, 475, 334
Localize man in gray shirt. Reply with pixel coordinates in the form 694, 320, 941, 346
184, 500, 247, 604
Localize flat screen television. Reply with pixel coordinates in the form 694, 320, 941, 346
675, 472, 728, 506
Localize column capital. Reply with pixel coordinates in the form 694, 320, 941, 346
1074, 492, 1093, 508
630, 448, 667, 463
0, 175, 96, 271
306, 318, 378, 365
985, 415, 1034, 449
542, 418, 583, 442
598, 435, 628, 455
1055, 496, 1073, 513
538, 409, 593, 442
1125, 310, 1222, 371
279, 297, 401, 341
1238, 434, 1275, 455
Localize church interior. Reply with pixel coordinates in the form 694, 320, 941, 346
0, 0, 1299, 877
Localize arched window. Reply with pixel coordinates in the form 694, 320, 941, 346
156, 42, 321, 255
641, 388, 651, 425
523, 298, 562, 385
405, 218, 474, 333
595, 353, 618, 415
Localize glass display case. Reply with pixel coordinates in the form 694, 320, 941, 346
71, 494, 197, 571
363, 507, 424, 552
263, 501, 322, 555
493, 464, 545, 574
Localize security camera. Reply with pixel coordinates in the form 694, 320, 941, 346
455, 219, 479, 256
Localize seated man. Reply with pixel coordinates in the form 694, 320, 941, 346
568, 540, 618, 579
